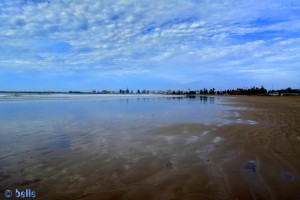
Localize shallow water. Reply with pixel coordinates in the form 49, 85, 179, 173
0, 95, 248, 156
0, 94, 256, 199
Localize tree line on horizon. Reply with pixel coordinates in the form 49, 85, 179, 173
182, 86, 299, 96
87, 86, 300, 95
171, 86, 268, 95
114, 86, 299, 96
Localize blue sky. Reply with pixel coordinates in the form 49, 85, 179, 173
0, 0, 300, 91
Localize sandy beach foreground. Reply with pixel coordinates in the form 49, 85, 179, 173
1, 96, 300, 200
213, 96, 300, 200
83, 96, 299, 200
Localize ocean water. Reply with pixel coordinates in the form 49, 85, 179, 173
0, 94, 253, 199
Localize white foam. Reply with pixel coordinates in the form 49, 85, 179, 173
247, 120, 257, 125
201, 131, 209, 136
213, 137, 223, 143
186, 136, 198, 144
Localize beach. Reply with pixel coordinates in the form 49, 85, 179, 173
0, 95, 299, 199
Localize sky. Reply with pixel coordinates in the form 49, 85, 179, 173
0, 0, 300, 91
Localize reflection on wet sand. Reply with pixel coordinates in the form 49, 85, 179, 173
0, 95, 299, 199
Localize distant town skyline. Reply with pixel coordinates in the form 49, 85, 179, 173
1, 0, 300, 91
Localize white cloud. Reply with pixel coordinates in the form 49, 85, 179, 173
0, 0, 300, 88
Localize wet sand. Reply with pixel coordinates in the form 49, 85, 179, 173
1, 96, 300, 199
217, 96, 300, 200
